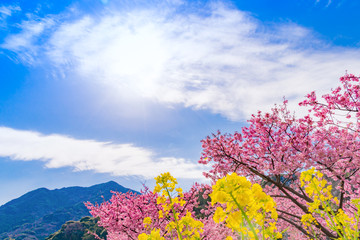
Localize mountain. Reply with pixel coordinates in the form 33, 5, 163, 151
0, 181, 135, 240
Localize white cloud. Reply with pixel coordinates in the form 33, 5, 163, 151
0, 4, 21, 29
0, 5, 20, 17
0, 127, 205, 179
2, 1, 360, 120
1, 16, 55, 64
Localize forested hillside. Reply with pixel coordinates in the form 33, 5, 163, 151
0, 181, 134, 240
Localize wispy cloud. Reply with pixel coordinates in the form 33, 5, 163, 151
0, 127, 205, 179
0, 5, 20, 17
2, 1, 360, 120
1, 17, 55, 63
0, 4, 21, 28
315, 0, 332, 7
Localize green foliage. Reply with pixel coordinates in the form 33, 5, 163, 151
193, 189, 211, 219
46, 216, 107, 240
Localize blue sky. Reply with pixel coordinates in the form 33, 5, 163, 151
0, 0, 360, 205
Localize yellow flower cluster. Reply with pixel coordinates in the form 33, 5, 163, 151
210, 172, 282, 240
300, 168, 338, 213
301, 214, 317, 228
300, 168, 360, 239
300, 168, 336, 233
154, 172, 178, 194
138, 229, 164, 240
165, 211, 204, 239
139, 172, 204, 240
334, 209, 357, 239
155, 173, 186, 219
143, 217, 152, 230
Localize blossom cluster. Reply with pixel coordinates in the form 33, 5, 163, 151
211, 172, 282, 240
300, 168, 360, 239
139, 172, 204, 240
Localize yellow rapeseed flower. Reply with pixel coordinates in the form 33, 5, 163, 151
138, 229, 165, 240
143, 217, 152, 229
210, 172, 281, 239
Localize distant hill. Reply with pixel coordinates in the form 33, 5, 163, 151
0, 181, 135, 240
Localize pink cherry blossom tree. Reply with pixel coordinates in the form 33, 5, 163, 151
85, 188, 159, 240
86, 184, 233, 239
199, 74, 360, 239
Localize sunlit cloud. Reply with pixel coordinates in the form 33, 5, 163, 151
1, 1, 360, 120
0, 127, 205, 179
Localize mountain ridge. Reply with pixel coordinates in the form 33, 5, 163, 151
0, 181, 136, 240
